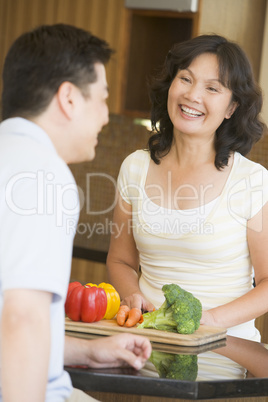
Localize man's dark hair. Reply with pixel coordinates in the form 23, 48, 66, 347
2, 23, 113, 120
148, 34, 265, 170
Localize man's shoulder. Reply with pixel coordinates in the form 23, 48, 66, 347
0, 118, 73, 185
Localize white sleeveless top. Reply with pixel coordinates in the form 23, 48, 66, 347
142, 189, 218, 236
117, 150, 268, 341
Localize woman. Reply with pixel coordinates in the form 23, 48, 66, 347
107, 35, 268, 341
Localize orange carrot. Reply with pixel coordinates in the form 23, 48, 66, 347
138, 315, 144, 324
116, 305, 130, 326
125, 308, 142, 327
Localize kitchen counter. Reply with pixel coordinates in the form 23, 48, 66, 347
65, 332, 268, 401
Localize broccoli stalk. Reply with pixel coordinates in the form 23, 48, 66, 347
139, 300, 179, 332
149, 350, 198, 381
138, 284, 202, 334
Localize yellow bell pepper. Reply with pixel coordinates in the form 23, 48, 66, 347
85, 282, 120, 320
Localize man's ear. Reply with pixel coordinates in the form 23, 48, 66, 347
56, 81, 77, 120
225, 101, 239, 119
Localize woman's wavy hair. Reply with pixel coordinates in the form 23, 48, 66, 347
148, 34, 265, 170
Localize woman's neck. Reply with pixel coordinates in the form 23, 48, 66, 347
169, 131, 216, 168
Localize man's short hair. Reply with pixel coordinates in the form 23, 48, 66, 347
2, 23, 113, 120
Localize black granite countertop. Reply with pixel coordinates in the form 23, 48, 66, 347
65, 335, 268, 399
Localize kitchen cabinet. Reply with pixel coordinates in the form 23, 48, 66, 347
120, 8, 199, 117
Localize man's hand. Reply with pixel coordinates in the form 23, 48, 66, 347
65, 333, 152, 370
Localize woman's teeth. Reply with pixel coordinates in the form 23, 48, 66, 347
181, 105, 203, 117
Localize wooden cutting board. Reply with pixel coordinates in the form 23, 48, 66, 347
65, 318, 226, 347
65, 330, 227, 354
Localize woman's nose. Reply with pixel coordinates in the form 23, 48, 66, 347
185, 84, 202, 103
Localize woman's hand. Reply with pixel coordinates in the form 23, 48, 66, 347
65, 334, 152, 370
200, 309, 217, 327
121, 292, 155, 313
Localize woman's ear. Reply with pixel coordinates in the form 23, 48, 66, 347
225, 101, 239, 119
56, 81, 77, 120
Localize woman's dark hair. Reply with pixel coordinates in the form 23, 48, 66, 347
148, 34, 265, 170
2, 23, 113, 120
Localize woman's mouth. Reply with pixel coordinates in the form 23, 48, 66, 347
180, 105, 204, 118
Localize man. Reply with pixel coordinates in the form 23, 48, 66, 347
0, 24, 151, 402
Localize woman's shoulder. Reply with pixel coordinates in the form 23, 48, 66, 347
117, 149, 150, 199
120, 149, 150, 172
232, 153, 268, 218
123, 149, 150, 163
235, 152, 268, 175
231, 153, 268, 202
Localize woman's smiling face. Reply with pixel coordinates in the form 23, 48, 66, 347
167, 52, 237, 140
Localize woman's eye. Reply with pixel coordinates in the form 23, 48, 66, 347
207, 87, 218, 92
180, 77, 191, 83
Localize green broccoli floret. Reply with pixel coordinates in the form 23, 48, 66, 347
149, 350, 198, 381
138, 284, 202, 334
163, 283, 185, 305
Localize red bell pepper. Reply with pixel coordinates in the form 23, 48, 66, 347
65, 281, 107, 323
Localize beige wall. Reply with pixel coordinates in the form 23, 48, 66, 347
259, 0, 268, 125
198, 0, 266, 80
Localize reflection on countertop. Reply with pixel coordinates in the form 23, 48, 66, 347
65, 334, 268, 400
139, 335, 268, 381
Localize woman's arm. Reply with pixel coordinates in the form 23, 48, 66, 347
215, 335, 268, 378
107, 193, 155, 311
201, 201, 268, 328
